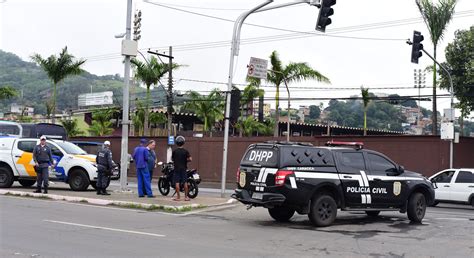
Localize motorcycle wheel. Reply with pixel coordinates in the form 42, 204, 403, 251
187, 180, 199, 199
158, 177, 170, 196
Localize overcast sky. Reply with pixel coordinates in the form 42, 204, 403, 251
1, 0, 473, 117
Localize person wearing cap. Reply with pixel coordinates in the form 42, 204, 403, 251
32, 136, 55, 194
172, 136, 192, 201
95, 141, 113, 195
133, 138, 152, 197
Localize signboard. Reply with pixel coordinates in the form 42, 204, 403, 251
440, 122, 454, 140
78, 91, 114, 107
247, 57, 268, 80
168, 136, 175, 145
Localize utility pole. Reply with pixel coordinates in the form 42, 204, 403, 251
414, 69, 426, 134
119, 0, 133, 191
147, 48, 174, 162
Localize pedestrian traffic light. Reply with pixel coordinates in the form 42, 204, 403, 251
316, 0, 336, 32
230, 89, 241, 124
411, 30, 424, 64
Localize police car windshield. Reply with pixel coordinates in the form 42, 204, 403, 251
56, 141, 87, 155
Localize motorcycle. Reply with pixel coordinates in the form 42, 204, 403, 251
157, 161, 201, 199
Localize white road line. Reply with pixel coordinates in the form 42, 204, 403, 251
44, 220, 166, 237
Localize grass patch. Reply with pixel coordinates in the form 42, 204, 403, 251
108, 202, 207, 213
79, 199, 88, 203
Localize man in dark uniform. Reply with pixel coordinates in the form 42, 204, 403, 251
96, 141, 113, 195
172, 136, 192, 201
33, 135, 54, 194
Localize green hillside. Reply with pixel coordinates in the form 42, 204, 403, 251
0, 49, 128, 114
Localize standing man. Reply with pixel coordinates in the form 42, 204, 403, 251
143, 140, 157, 194
133, 139, 152, 198
172, 136, 192, 201
96, 141, 113, 195
32, 135, 54, 194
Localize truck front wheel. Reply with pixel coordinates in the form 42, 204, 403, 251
0, 166, 14, 188
68, 169, 90, 191
407, 192, 426, 223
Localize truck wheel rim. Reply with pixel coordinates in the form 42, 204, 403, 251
0, 173, 6, 183
416, 198, 425, 217
318, 202, 332, 220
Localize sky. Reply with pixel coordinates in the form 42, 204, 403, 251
1, 0, 473, 118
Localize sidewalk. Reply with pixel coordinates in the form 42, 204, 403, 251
1, 180, 238, 213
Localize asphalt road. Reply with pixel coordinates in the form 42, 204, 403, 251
1, 196, 472, 257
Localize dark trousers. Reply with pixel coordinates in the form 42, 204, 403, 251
97, 171, 109, 190
36, 167, 49, 190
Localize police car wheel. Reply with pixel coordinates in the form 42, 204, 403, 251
158, 178, 170, 196
0, 166, 14, 188
365, 211, 381, 217
308, 194, 337, 227
407, 192, 426, 223
18, 179, 36, 187
268, 206, 295, 222
68, 169, 90, 191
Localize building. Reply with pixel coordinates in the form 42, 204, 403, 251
253, 102, 271, 119
10, 103, 34, 116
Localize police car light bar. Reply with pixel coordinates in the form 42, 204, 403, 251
325, 140, 364, 150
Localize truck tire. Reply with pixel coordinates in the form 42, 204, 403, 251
365, 211, 381, 217
407, 192, 426, 223
68, 169, 90, 191
268, 206, 295, 222
19, 179, 36, 187
0, 166, 14, 188
308, 194, 337, 227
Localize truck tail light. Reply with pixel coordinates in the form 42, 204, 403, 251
236, 168, 241, 183
275, 170, 293, 186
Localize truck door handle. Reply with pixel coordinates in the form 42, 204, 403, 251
373, 178, 382, 181
444, 185, 450, 187
343, 176, 352, 179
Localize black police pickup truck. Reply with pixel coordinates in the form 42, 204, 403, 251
232, 141, 435, 227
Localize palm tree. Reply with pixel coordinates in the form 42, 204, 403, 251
61, 119, 84, 138
148, 111, 167, 136
361, 87, 370, 136
31, 47, 86, 123
130, 56, 180, 136
88, 108, 115, 136
266, 51, 330, 136
236, 116, 261, 137
416, 0, 457, 135
183, 89, 224, 134
241, 80, 265, 117
0, 86, 17, 100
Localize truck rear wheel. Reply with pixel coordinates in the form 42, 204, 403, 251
19, 179, 36, 187
0, 166, 14, 188
268, 206, 295, 222
407, 192, 426, 223
68, 169, 90, 191
308, 194, 337, 227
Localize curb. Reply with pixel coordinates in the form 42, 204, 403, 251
0, 189, 237, 213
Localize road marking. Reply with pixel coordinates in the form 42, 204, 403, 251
43, 220, 165, 237
434, 218, 471, 221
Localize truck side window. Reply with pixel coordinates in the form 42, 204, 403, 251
433, 171, 455, 183
17, 141, 37, 153
340, 152, 366, 170
455, 171, 473, 183
368, 153, 397, 173
46, 143, 64, 157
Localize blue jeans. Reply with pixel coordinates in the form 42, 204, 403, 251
137, 167, 152, 197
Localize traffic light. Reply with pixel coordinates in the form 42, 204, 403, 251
230, 89, 241, 124
316, 0, 336, 32
411, 30, 424, 64
133, 10, 142, 41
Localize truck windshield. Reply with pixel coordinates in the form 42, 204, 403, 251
56, 141, 88, 155
241, 147, 278, 167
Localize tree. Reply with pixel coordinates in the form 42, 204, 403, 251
61, 119, 84, 137
236, 117, 261, 137
416, 0, 457, 135
439, 26, 474, 120
240, 80, 265, 117
183, 89, 224, 134
361, 87, 370, 136
0, 86, 17, 100
88, 108, 115, 136
309, 105, 321, 119
266, 51, 330, 136
31, 47, 86, 123
131, 56, 180, 136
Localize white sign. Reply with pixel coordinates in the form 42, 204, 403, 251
78, 91, 114, 107
247, 57, 268, 80
440, 122, 454, 140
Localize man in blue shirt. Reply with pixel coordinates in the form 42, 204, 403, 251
133, 138, 153, 197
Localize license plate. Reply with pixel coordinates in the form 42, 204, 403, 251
192, 174, 200, 180
252, 192, 263, 200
